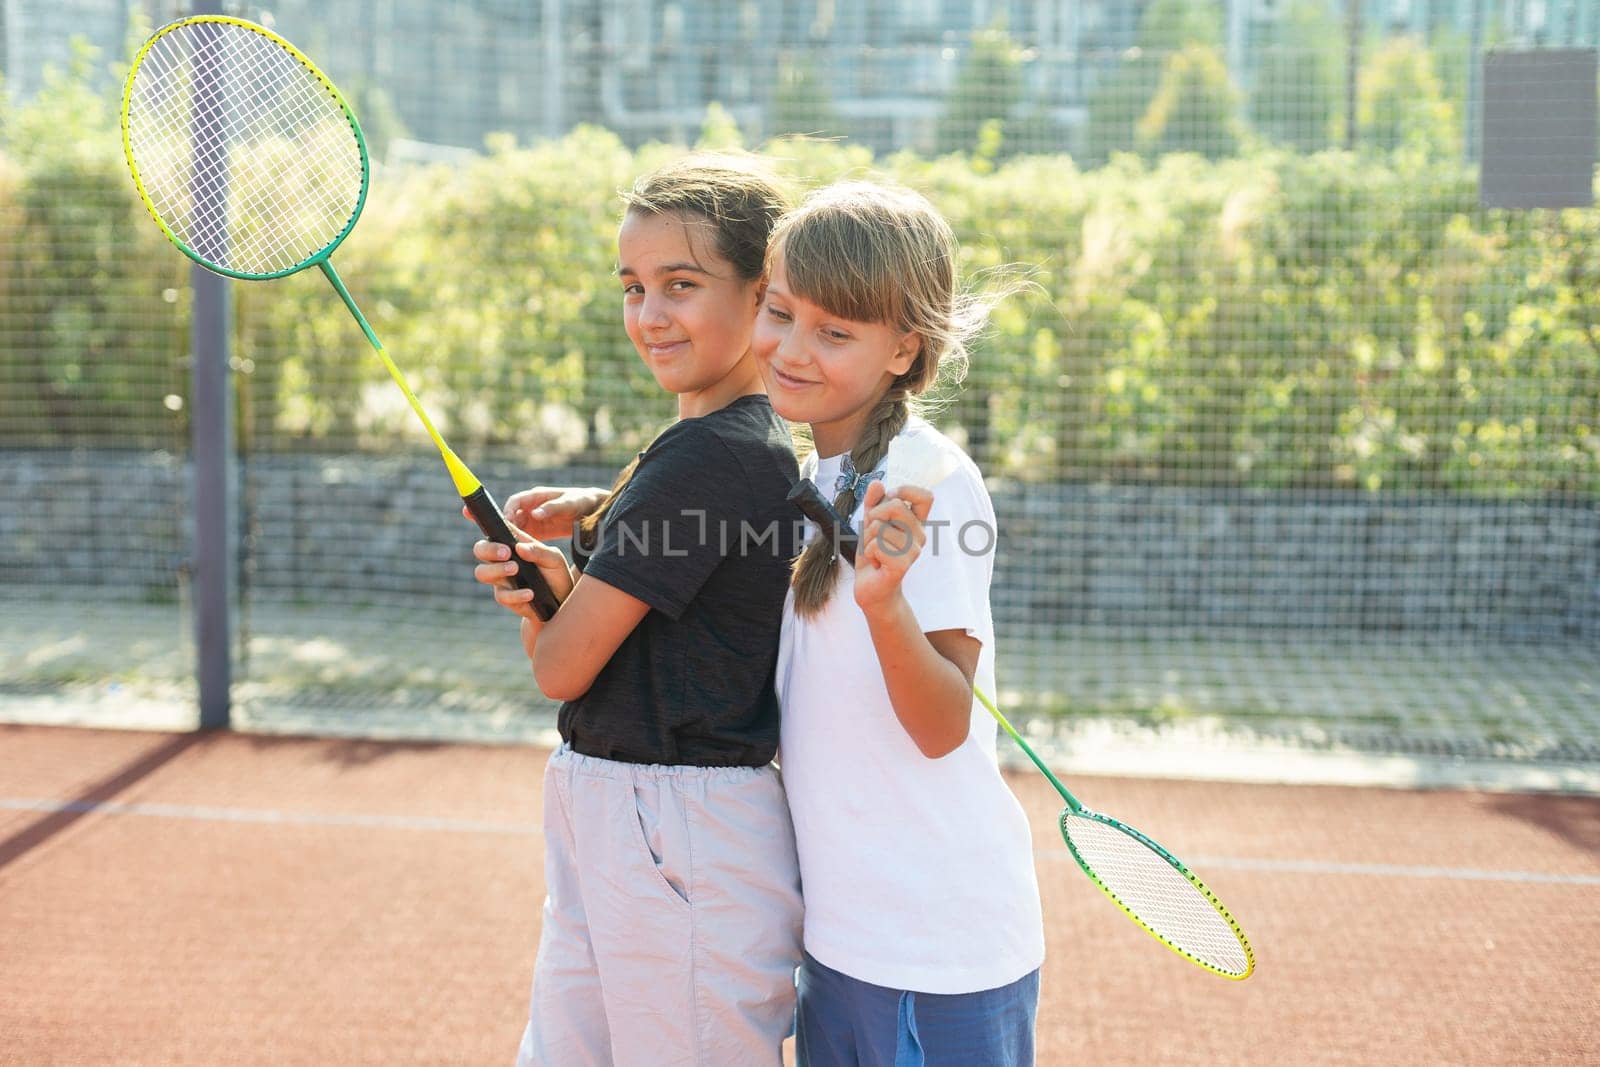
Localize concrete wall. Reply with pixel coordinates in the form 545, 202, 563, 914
3, 449, 1596, 640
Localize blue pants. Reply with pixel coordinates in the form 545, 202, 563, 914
795, 951, 1039, 1067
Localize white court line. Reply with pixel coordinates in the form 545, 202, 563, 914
7, 797, 1600, 886
1177, 855, 1600, 886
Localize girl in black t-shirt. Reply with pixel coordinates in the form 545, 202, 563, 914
470, 154, 803, 1065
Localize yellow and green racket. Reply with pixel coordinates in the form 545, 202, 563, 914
121, 15, 559, 618
788, 476, 1256, 981
971, 687, 1255, 980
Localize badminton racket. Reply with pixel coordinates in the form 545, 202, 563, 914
788, 444, 1255, 980
121, 15, 560, 619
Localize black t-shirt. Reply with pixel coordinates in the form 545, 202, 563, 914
559, 394, 801, 767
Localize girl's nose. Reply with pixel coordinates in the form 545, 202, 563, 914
774, 327, 809, 367
640, 293, 671, 329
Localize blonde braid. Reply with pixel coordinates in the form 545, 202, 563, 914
776, 179, 1019, 615
791, 385, 911, 616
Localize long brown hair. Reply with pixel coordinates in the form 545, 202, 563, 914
576, 153, 790, 550
776, 181, 1005, 616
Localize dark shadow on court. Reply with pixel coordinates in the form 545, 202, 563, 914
0, 732, 204, 872
1483, 793, 1600, 856
239, 733, 448, 769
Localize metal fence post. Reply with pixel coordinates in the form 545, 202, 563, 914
191, 0, 233, 731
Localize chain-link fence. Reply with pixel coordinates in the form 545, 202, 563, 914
2, 1, 1597, 762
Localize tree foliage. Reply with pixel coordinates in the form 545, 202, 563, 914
4, 40, 1596, 497
769, 53, 842, 141
0, 40, 188, 449
1251, 0, 1342, 152
1137, 43, 1244, 160
1086, 0, 1234, 166
1358, 34, 1460, 157
936, 25, 1026, 157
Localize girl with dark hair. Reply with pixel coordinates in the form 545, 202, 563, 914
472, 153, 804, 1066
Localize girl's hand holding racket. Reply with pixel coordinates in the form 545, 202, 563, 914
500, 486, 610, 542
472, 531, 576, 623
853, 481, 934, 614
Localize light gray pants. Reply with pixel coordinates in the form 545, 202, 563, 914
516, 744, 804, 1066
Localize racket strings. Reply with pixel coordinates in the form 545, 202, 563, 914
142, 26, 355, 266
1063, 811, 1252, 977
126, 20, 364, 276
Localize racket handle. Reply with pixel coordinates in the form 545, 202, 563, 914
463, 486, 563, 621
787, 480, 859, 565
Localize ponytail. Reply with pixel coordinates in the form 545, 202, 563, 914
574, 453, 640, 555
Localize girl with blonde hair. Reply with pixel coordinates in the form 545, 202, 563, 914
755, 180, 1045, 1065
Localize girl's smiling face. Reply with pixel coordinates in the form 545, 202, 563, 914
754, 257, 919, 457
618, 210, 765, 416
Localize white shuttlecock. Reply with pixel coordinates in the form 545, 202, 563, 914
884, 431, 961, 491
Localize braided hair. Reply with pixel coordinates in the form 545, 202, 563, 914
774, 182, 999, 617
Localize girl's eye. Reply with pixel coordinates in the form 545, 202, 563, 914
669, 279, 696, 292
765, 306, 792, 322
824, 329, 851, 342
622, 282, 643, 296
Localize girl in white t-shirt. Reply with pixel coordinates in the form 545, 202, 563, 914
753, 181, 1046, 1065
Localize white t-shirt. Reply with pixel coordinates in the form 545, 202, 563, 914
776, 419, 1046, 994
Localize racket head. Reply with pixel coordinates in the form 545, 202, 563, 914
1060, 807, 1255, 980
121, 15, 369, 281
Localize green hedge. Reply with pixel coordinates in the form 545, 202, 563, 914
2, 65, 1596, 495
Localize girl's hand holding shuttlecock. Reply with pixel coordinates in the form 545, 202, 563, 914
853, 481, 934, 614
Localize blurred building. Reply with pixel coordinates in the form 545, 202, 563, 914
2, 0, 1595, 157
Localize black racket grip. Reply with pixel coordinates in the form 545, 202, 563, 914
787, 481, 859, 566
463, 486, 562, 621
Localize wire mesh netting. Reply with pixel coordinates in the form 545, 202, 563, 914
1, 1, 1597, 761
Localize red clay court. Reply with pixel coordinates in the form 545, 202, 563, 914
1, 723, 1596, 1066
